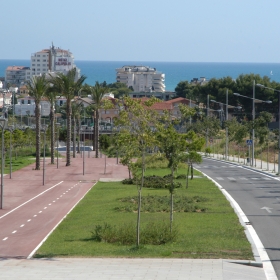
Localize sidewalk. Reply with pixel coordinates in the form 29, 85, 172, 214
0, 152, 272, 280
209, 153, 279, 176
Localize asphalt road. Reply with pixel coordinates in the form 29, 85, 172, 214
195, 157, 280, 279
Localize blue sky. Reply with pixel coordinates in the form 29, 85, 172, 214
1, 0, 280, 63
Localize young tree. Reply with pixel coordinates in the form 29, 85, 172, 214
184, 131, 204, 187
157, 121, 187, 232
116, 96, 160, 247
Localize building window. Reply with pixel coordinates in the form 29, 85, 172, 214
21, 100, 24, 104
28, 100, 31, 104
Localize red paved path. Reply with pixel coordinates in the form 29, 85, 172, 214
0, 153, 129, 258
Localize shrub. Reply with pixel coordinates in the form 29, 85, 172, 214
122, 178, 134, 185
176, 174, 186, 179
116, 194, 208, 213
90, 221, 178, 245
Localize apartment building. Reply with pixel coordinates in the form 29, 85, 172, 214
5, 43, 80, 87
116, 65, 165, 92
5, 66, 31, 88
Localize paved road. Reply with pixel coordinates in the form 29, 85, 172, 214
195, 158, 280, 279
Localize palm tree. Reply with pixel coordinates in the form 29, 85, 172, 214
45, 87, 57, 164
26, 75, 49, 170
71, 100, 84, 157
87, 82, 109, 158
50, 68, 86, 166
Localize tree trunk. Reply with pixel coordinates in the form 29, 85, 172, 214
35, 102, 41, 170
104, 154, 107, 174
73, 117, 76, 158
95, 111, 99, 158
136, 148, 145, 247
170, 167, 174, 233
50, 106, 55, 164
77, 119, 81, 153
186, 164, 190, 188
66, 100, 71, 166
191, 162, 194, 179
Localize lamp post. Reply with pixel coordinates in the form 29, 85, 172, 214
234, 81, 272, 167
0, 118, 7, 209
56, 123, 60, 169
206, 94, 209, 149
211, 92, 241, 161
42, 125, 47, 185
256, 83, 280, 175
8, 125, 14, 179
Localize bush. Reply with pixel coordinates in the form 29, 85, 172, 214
116, 194, 208, 213
91, 221, 178, 245
176, 174, 186, 179
122, 178, 134, 185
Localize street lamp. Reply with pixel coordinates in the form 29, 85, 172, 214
41, 125, 47, 185
0, 118, 7, 209
211, 90, 241, 161
256, 83, 280, 175
56, 123, 60, 169
8, 125, 14, 179
234, 81, 272, 167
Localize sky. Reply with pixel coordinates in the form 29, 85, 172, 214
1, 0, 280, 63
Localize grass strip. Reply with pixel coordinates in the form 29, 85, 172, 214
34, 168, 253, 259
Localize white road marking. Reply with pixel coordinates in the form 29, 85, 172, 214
0, 181, 64, 220
27, 219, 31, 222
39, 211, 42, 213
216, 177, 224, 180
53, 201, 56, 203
60, 195, 62, 197
12, 231, 17, 234
3, 237, 8, 241
227, 177, 236, 181
263, 178, 272, 180
20, 224, 24, 227
48, 204, 52, 205
44, 207, 47, 209
239, 177, 248, 180
33, 215, 37, 217
251, 178, 259, 180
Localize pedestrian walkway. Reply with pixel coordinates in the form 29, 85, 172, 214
0, 152, 274, 280
0, 258, 267, 280
208, 153, 279, 177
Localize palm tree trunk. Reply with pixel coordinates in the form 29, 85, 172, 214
35, 102, 41, 170
66, 100, 71, 166
50, 106, 55, 164
73, 117, 76, 158
95, 111, 99, 158
77, 118, 81, 153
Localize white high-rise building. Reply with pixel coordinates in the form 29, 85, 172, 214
116, 65, 165, 92
5, 44, 80, 87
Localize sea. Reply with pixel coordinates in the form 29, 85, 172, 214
1, 59, 280, 91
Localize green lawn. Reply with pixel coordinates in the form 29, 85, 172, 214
34, 168, 253, 260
